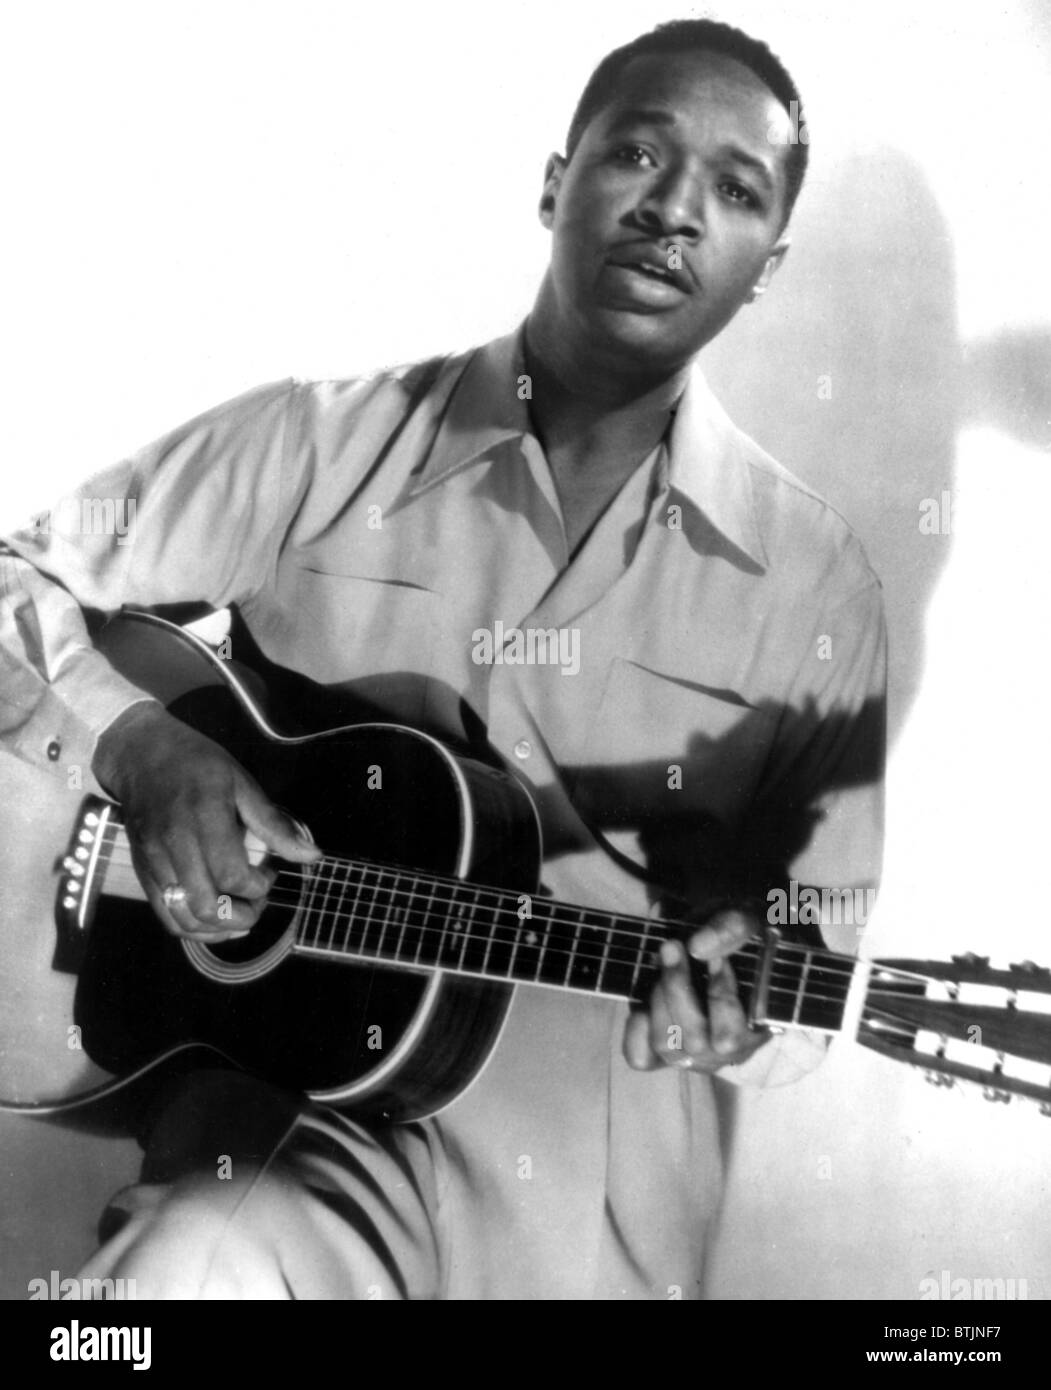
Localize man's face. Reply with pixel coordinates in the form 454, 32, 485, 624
538, 50, 794, 375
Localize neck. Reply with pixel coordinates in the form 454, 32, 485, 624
523, 303, 690, 466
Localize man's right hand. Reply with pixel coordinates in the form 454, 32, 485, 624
92, 702, 321, 943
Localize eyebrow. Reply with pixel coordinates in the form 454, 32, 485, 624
716, 144, 776, 193
604, 108, 777, 193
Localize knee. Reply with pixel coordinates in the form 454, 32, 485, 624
87, 1172, 293, 1299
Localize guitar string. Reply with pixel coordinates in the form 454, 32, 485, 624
91, 870, 934, 1011
96, 853, 864, 1002
91, 820, 855, 957
131, 876, 918, 1013
95, 839, 862, 981
92, 832, 948, 1002
81, 838, 1033, 1045
91, 826, 1033, 999
78, 859, 950, 1015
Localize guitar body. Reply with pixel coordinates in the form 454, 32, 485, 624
1, 613, 541, 1124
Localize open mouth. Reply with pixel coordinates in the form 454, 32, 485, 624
605, 254, 689, 294
626, 262, 677, 284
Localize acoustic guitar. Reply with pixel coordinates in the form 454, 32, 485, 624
2, 612, 1050, 1125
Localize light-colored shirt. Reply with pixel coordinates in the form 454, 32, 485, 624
0, 327, 886, 1297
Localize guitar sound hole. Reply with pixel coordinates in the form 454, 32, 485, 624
203, 898, 294, 965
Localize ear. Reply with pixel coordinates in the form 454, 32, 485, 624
745, 238, 790, 303
538, 153, 566, 229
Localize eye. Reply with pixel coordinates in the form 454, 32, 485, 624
719, 179, 760, 209
611, 143, 656, 168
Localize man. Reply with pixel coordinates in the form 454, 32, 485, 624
0, 19, 885, 1298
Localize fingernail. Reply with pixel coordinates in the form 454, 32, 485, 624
660, 939, 683, 967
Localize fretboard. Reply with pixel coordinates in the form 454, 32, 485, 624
286, 855, 857, 1032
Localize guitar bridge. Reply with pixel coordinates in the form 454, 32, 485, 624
54, 796, 114, 973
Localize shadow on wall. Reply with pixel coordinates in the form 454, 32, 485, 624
701, 146, 960, 745
963, 328, 1051, 451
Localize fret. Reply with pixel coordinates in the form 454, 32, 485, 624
371, 868, 400, 962
507, 911, 542, 982
439, 893, 473, 971
565, 909, 604, 991
791, 950, 812, 1027
596, 912, 613, 984
478, 904, 496, 977
429, 883, 456, 968
356, 864, 386, 957
327, 858, 352, 954
597, 923, 641, 998
397, 873, 431, 965
299, 859, 328, 948
458, 887, 490, 974
564, 908, 584, 986
340, 861, 367, 955
485, 907, 517, 978
389, 873, 415, 964
535, 905, 575, 987
313, 859, 340, 951
766, 945, 851, 1031
628, 918, 659, 1001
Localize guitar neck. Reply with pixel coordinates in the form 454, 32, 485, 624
85, 817, 861, 1036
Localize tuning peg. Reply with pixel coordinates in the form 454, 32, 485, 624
982, 1087, 1011, 1104
1010, 960, 1051, 976
924, 1070, 954, 1088
951, 952, 990, 967
1039, 1102, 1051, 1119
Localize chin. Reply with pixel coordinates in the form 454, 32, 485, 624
586, 306, 702, 371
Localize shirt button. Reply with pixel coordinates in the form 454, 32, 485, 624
513, 739, 532, 761
46, 739, 62, 761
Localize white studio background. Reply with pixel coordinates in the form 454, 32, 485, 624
2, 0, 1050, 1299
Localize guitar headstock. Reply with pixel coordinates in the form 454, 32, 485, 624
858, 953, 1051, 1113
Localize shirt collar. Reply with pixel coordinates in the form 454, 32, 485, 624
408, 329, 529, 496
664, 366, 768, 569
410, 325, 767, 569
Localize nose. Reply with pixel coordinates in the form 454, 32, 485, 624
635, 165, 704, 241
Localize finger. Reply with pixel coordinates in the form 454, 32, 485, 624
623, 1009, 660, 1071
154, 828, 259, 940
705, 956, 754, 1059
134, 842, 249, 944
234, 774, 321, 863
194, 800, 275, 901
654, 939, 709, 1061
149, 879, 258, 943
686, 908, 755, 964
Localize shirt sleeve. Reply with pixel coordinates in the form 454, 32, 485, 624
0, 379, 299, 781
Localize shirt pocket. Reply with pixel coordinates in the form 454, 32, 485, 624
291, 566, 441, 727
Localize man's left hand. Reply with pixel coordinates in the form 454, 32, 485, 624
623, 908, 770, 1072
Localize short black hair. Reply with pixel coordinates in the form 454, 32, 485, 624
565, 18, 808, 226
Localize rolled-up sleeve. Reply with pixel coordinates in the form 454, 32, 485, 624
0, 379, 298, 777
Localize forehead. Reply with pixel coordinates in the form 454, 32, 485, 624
592, 49, 792, 156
